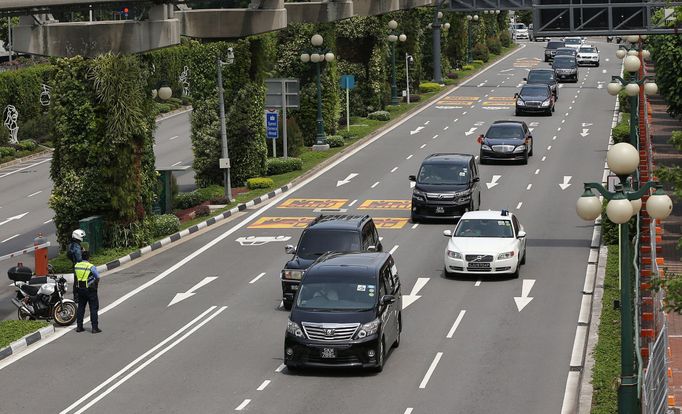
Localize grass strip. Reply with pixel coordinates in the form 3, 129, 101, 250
0, 320, 49, 349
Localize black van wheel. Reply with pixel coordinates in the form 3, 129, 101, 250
393, 313, 402, 349
374, 339, 385, 372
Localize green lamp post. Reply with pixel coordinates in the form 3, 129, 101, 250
466, 14, 479, 64
387, 20, 407, 106
577, 142, 673, 414
301, 34, 335, 151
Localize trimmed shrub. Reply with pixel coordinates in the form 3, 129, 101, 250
473, 43, 489, 62
618, 89, 631, 113
195, 185, 223, 203
210, 196, 230, 205
266, 157, 303, 176
500, 31, 512, 48
367, 110, 391, 121
247, 177, 274, 189
195, 205, 210, 217
472, 59, 485, 66
16, 140, 37, 151
419, 82, 441, 93
612, 121, 630, 144
0, 147, 16, 158
462, 64, 475, 71
486, 36, 502, 55
157, 103, 172, 113
152, 214, 180, 237
174, 192, 202, 210
338, 129, 356, 140
327, 135, 345, 148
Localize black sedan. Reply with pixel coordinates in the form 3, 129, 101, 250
514, 84, 555, 116
478, 120, 534, 165
524, 68, 558, 99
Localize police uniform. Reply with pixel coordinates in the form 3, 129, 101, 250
74, 260, 100, 333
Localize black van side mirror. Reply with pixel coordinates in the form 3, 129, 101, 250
408, 175, 416, 182
380, 295, 396, 306
472, 177, 480, 182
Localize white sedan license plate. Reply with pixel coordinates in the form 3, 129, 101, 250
321, 348, 336, 358
436, 206, 445, 213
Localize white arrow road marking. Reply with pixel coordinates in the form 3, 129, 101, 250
477, 82, 486, 87
464, 127, 478, 136
597, 84, 603, 89
499, 68, 514, 73
486, 175, 501, 189
581, 122, 593, 127
529, 122, 540, 127
236, 236, 292, 246
403, 277, 429, 310
336, 173, 358, 187
579, 129, 590, 138
410, 126, 424, 135
424, 121, 430, 125
559, 176, 572, 190
602, 69, 607, 74
514, 279, 536, 312
558, 84, 564, 88
474, 121, 485, 126
168, 276, 218, 306
529, 128, 535, 132
0, 212, 29, 227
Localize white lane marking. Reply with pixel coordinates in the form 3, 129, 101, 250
424, 120, 430, 125
547, 146, 552, 151
349, 199, 358, 207
446, 310, 466, 339
552, 135, 557, 140
453, 118, 459, 123
557, 127, 562, 131
516, 202, 523, 209
572, 100, 575, 104
419, 352, 444, 389
379, 237, 384, 241
420, 144, 426, 149
404, 409, 414, 414
406, 154, 413, 160
275, 364, 285, 373
1, 234, 20, 243
257, 380, 271, 391
526, 184, 532, 190
171, 161, 183, 167
577, 90, 581, 94
169, 135, 179, 140
63, 306, 226, 414
484, 94, 489, 97
235, 400, 251, 411
561, 119, 565, 124
569, 106, 573, 110
475, 155, 479, 160
371, 181, 380, 189
27, 190, 42, 198
43, 219, 53, 224
475, 281, 482, 287
249, 272, 267, 284
602, 69, 607, 74
390, 167, 398, 173
443, 126, 449, 131
534, 169, 540, 175
541, 156, 547, 162
432, 134, 439, 140
0, 158, 51, 179
411, 223, 419, 229
389, 245, 399, 255
462, 111, 467, 115
564, 112, 569, 116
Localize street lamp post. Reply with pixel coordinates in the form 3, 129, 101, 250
577, 143, 673, 414
217, 47, 236, 201
466, 14, 479, 64
405, 53, 414, 104
300, 34, 335, 151
431, 3, 451, 84
387, 20, 407, 106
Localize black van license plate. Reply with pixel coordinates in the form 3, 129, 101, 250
435, 207, 445, 213
321, 348, 336, 358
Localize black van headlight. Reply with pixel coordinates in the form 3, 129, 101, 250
282, 270, 303, 280
356, 318, 380, 339
287, 319, 304, 338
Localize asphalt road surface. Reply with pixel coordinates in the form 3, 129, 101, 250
0, 110, 194, 321
0, 40, 620, 413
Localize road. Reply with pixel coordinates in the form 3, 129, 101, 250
0, 40, 619, 413
0, 110, 194, 321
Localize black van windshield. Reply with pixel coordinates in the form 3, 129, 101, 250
297, 230, 361, 259
527, 71, 554, 82
417, 163, 470, 185
296, 278, 377, 311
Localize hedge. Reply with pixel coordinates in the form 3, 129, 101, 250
611, 113, 630, 144
0, 147, 16, 157
174, 192, 203, 210
152, 214, 180, 237
419, 82, 441, 93
326, 135, 345, 148
266, 157, 303, 176
247, 177, 275, 189
367, 110, 391, 121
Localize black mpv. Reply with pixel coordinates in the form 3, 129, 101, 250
281, 215, 382, 310
409, 153, 481, 222
284, 252, 401, 372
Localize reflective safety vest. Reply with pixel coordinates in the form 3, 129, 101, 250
74, 261, 94, 288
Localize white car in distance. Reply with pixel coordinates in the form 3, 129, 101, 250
443, 210, 527, 278
562, 36, 583, 50
576, 44, 600, 67
511, 23, 529, 40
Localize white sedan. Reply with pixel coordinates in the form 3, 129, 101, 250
576, 45, 600, 67
443, 210, 527, 278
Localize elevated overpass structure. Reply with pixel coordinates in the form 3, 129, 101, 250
0, 0, 434, 57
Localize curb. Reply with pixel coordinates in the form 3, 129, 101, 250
0, 325, 55, 362
95, 183, 291, 273
155, 106, 192, 123
0, 147, 53, 170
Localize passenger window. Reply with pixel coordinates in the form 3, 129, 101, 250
512, 216, 520, 235
379, 275, 387, 297
362, 224, 372, 250
382, 266, 394, 292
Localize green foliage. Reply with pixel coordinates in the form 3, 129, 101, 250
446, 72, 459, 79
670, 130, 682, 150
611, 113, 630, 144
486, 36, 502, 55
654, 165, 682, 199
419, 82, 441, 93
601, 199, 636, 245
266, 157, 303, 175
0, 147, 16, 157
618, 89, 631, 113
326, 135, 345, 148
462, 64, 475, 71
174, 192, 203, 210
472, 43, 489, 62
499, 31, 511, 48
649, 34, 682, 119
247, 177, 275, 189
15, 140, 37, 151
472, 59, 485, 66
151, 214, 180, 238
194, 205, 211, 217
367, 110, 391, 121
17, 113, 53, 144
0, 320, 49, 349
156, 103, 172, 113
195, 185, 224, 203
107, 216, 155, 248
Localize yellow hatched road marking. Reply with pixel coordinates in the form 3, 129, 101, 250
278, 198, 347, 209
248, 217, 314, 229
373, 217, 409, 229
358, 200, 411, 210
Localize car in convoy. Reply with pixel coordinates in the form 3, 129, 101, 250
562, 36, 583, 50
554, 47, 577, 59
510, 23, 529, 40
544, 40, 565, 62
524, 68, 558, 99
514, 84, 555, 117
478, 120, 534, 164
409, 153, 480, 222
284, 252, 402, 372
443, 209, 527, 278
528, 24, 550, 42
576, 44, 600, 66
552, 55, 579, 82
280, 214, 382, 310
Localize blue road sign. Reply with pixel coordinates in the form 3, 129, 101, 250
340, 75, 356, 90
265, 109, 279, 140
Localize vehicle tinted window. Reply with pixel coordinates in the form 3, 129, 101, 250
579, 47, 596, 53
296, 277, 377, 311
527, 71, 554, 82
486, 125, 524, 139
553, 58, 576, 68
547, 41, 564, 49
417, 163, 471, 185
521, 86, 549, 96
512, 215, 520, 234
556, 49, 574, 55
297, 230, 361, 259
513, 23, 526, 29
564, 38, 581, 45
454, 219, 514, 238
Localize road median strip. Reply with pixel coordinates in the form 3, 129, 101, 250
0, 321, 53, 362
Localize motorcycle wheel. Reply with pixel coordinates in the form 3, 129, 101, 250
53, 302, 77, 326
17, 308, 34, 321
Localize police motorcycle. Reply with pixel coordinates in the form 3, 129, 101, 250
8, 263, 77, 326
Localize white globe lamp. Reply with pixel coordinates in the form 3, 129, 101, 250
606, 142, 639, 175
576, 191, 602, 221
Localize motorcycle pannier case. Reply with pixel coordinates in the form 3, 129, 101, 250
8, 265, 33, 282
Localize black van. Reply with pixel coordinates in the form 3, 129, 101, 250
281, 215, 382, 310
409, 153, 481, 222
284, 252, 401, 372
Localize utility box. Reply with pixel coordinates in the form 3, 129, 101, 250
79, 215, 103, 254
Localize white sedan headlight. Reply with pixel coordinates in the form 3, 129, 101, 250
497, 251, 515, 260
287, 319, 304, 337
447, 250, 463, 259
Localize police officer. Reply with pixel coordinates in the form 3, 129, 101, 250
74, 251, 101, 334
68, 230, 85, 302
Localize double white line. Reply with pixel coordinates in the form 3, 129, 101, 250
60, 306, 227, 414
